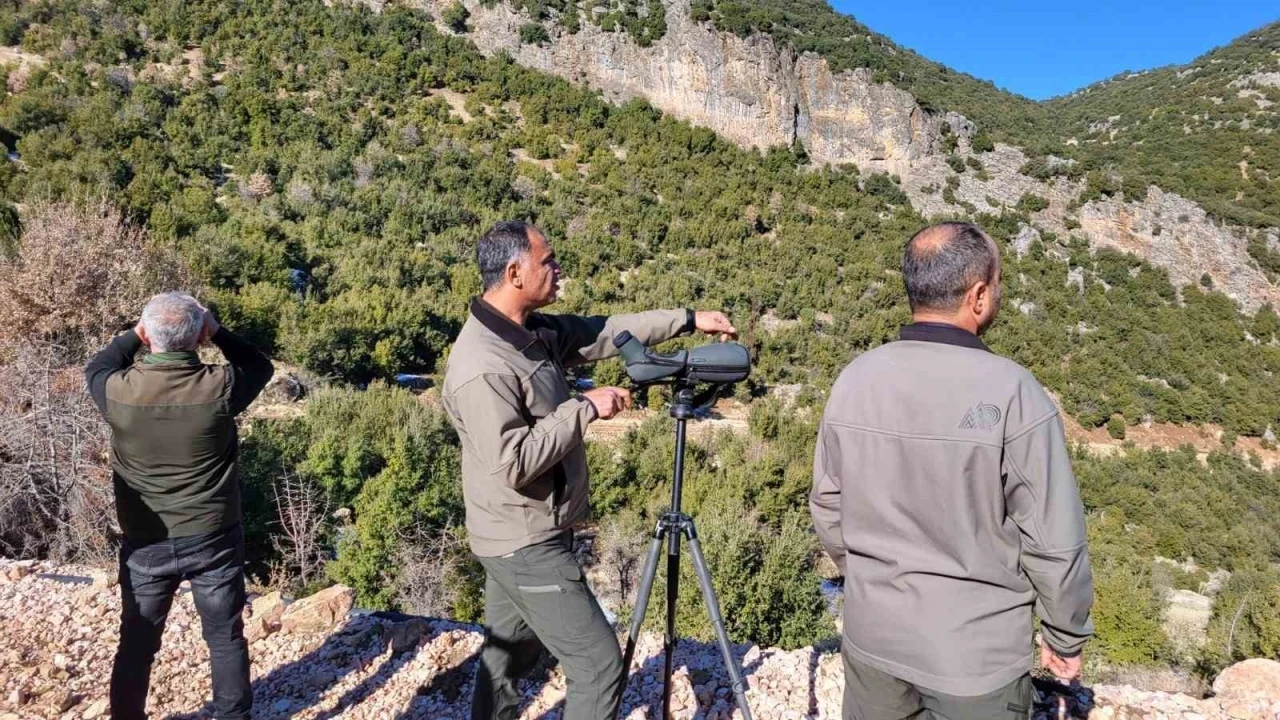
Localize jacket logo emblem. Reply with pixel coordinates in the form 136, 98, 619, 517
959, 403, 1001, 430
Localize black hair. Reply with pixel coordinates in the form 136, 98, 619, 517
902, 222, 998, 313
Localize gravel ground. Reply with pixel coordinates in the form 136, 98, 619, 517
1, 559, 1277, 720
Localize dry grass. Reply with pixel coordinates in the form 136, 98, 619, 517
0, 199, 190, 359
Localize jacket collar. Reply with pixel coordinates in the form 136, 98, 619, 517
139, 350, 201, 366
470, 296, 541, 351
899, 322, 991, 353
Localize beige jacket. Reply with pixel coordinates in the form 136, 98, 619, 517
443, 298, 690, 557
811, 322, 1094, 696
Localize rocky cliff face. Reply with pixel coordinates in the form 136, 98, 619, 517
904, 142, 1280, 310
423, 0, 1279, 311
423, 0, 949, 176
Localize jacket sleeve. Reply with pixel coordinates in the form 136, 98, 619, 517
1003, 384, 1095, 657
450, 372, 597, 490
84, 330, 143, 414
542, 309, 692, 367
810, 422, 846, 576
210, 327, 275, 416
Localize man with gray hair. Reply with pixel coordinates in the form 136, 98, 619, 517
444, 221, 737, 720
811, 223, 1094, 719
85, 292, 274, 720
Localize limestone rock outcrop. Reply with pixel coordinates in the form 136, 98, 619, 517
422, 0, 1279, 310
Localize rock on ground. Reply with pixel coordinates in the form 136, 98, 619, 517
1, 559, 1277, 719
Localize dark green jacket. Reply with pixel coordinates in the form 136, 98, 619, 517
85, 328, 274, 543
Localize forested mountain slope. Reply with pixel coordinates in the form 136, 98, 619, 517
1, 0, 1279, 684
437, 0, 1280, 312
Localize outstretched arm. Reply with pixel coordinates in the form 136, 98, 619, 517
543, 310, 736, 367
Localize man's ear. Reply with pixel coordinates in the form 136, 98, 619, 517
507, 259, 523, 289
968, 281, 992, 318
137, 325, 151, 348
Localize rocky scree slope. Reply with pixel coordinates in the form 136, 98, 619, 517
2, 559, 1279, 719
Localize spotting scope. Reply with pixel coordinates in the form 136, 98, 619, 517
612, 331, 750, 385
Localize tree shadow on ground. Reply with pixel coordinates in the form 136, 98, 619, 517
164, 611, 464, 720
487, 636, 766, 720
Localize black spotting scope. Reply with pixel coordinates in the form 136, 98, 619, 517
612, 331, 751, 385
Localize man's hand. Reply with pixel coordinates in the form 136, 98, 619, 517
582, 387, 632, 420
694, 311, 737, 341
1040, 644, 1083, 682
189, 296, 220, 344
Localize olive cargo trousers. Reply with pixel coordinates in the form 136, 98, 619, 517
471, 533, 624, 720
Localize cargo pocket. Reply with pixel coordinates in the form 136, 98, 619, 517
513, 564, 569, 637
548, 564, 607, 642
516, 582, 564, 595
515, 563, 602, 644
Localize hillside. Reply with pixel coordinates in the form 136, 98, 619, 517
1044, 22, 1280, 232
691, 3, 1280, 230
433, 0, 1280, 320
2, 0, 1280, 698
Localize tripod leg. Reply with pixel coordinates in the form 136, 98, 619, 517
615, 533, 664, 720
686, 532, 754, 720
662, 538, 680, 720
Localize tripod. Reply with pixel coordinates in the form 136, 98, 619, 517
616, 382, 753, 720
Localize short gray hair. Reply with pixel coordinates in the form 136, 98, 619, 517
476, 221, 534, 291
902, 222, 998, 313
141, 292, 204, 352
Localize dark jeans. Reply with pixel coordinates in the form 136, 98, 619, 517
110, 524, 251, 720
471, 532, 624, 720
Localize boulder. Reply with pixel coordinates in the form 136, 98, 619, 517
82, 698, 109, 718
280, 585, 353, 635
388, 618, 432, 654
245, 591, 287, 642
1212, 658, 1280, 701
46, 689, 77, 713
88, 570, 117, 592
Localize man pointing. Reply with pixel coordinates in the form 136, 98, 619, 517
443, 221, 735, 720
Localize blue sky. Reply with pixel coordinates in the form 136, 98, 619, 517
833, 1, 1280, 100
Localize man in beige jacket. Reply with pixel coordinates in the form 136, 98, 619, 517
443, 220, 735, 720
811, 222, 1094, 719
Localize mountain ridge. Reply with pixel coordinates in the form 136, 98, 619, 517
424, 0, 1280, 311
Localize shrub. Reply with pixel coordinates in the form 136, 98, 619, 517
441, 1, 469, 33
242, 384, 472, 613
0, 200, 190, 562
1016, 193, 1051, 214
1106, 415, 1127, 440
519, 22, 550, 45
639, 497, 835, 649
1201, 568, 1280, 674
0, 200, 190, 358
1090, 557, 1169, 666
